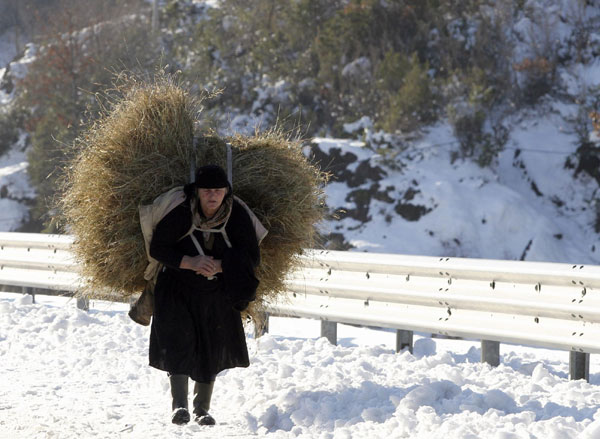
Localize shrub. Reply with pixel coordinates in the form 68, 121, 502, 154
448, 105, 486, 158
447, 104, 508, 167
513, 56, 555, 105
0, 105, 25, 156
17, 10, 159, 230
376, 50, 411, 94
380, 53, 436, 132
27, 110, 73, 232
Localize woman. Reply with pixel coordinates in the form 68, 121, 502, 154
148, 164, 260, 426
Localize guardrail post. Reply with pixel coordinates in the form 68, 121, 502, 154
481, 340, 500, 366
321, 320, 337, 345
76, 296, 89, 311
569, 352, 590, 381
396, 329, 413, 353
23, 286, 34, 304
254, 312, 269, 338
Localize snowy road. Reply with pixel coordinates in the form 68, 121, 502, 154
2, 293, 600, 438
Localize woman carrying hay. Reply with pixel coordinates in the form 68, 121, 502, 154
148, 164, 260, 426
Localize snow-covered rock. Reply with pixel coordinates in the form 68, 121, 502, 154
313, 119, 599, 264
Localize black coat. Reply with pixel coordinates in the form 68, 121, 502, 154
148, 195, 260, 382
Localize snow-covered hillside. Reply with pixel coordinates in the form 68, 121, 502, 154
311, 111, 600, 264
299, 1, 600, 265
0, 0, 600, 258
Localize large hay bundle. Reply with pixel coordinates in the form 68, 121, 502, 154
197, 132, 327, 310
61, 75, 326, 319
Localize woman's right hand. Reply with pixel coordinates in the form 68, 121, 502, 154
180, 255, 217, 277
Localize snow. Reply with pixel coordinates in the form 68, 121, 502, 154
0, 136, 34, 231
7, 43, 36, 81
3, 292, 600, 438
343, 116, 373, 135
0, 28, 18, 68
560, 60, 600, 96
252, 77, 292, 115
341, 57, 371, 80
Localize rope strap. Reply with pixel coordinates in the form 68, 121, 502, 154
226, 142, 233, 185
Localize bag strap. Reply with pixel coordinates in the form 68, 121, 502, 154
191, 136, 198, 183
188, 227, 231, 281
189, 139, 231, 185
226, 142, 233, 185
187, 141, 242, 254
189, 226, 233, 253
189, 233, 205, 256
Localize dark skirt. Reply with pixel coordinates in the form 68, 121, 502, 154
149, 268, 250, 382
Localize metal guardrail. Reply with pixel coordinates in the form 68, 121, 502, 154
0, 232, 80, 291
1, 233, 599, 381
274, 250, 600, 381
278, 250, 600, 351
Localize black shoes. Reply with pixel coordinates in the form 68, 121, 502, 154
170, 374, 191, 425
171, 407, 191, 425
169, 376, 216, 426
193, 381, 216, 425
171, 407, 216, 426
194, 408, 216, 426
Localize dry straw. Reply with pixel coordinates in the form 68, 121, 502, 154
197, 132, 328, 317
61, 73, 327, 321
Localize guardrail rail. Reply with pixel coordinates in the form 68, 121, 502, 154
1, 233, 599, 381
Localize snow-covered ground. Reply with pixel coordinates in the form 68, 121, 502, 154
2, 292, 600, 439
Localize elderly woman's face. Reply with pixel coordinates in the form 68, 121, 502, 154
197, 187, 228, 218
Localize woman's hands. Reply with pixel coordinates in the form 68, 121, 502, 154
180, 255, 223, 277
